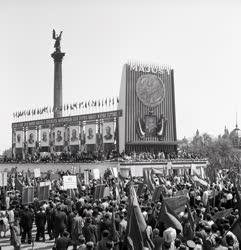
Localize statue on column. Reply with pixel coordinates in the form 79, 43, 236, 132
52, 29, 63, 52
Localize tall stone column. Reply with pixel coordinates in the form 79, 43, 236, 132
51, 51, 65, 118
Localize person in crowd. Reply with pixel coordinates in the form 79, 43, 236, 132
55, 231, 71, 250
20, 205, 34, 244
54, 205, 67, 239
1, 166, 241, 250
35, 206, 46, 242
10, 219, 21, 250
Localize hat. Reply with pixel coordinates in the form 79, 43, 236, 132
163, 227, 176, 243
180, 244, 187, 250
86, 241, 94, 247
187, 240, 196, 249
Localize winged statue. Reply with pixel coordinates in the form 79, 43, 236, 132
52, 29, 63, 52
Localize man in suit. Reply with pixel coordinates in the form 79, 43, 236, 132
35, 207, 46, 242
87, 128, 94, 140
54, 205, 67, 239
20, 205, 34, 244
104, 126, 113, 141
28, 133, 35, 145
55, 231, 71, 250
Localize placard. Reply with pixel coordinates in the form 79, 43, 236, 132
111, 167, 118, 178
38, 185, 49, 201
34, 168, 41, 178
0, 172, 8, 187
84, 170, 89, 185
93, 168, 100, 180
0, 173, 2, 187
3, 172, 7, 186
22, 187, 34, 205
40, 181, 52, 190
103, 122, 114, 143
63, 175, 77, 190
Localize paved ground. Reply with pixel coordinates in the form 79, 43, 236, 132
0, 224, 73, 250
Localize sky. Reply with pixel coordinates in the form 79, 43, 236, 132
0, 0, 241, 152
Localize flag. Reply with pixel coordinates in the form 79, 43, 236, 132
94, 184, 106, 200
111, 210, 118, 242
127, 185, 154, 250
234, 184, 241, 219
15, 177, 24, 193
184, 169, 189, 183
186, 202, 195, 231
158, 201, 183, 232
67, 189, 76, 200
164, 195, 188, 216
152, 186, 163, 202
230, 218, 241, 243
143, 169, 155, 192
192, 175, 208, 187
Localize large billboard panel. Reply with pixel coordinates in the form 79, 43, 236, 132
85, 124, 96, 145
103, 122, 114, 143
40, 128, 49, 147
27, 129, 36, 148
54, 127, 65, 146
16, 131, 24, 148
69, 126, 79, 145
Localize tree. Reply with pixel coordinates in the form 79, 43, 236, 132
2, 148, 12, 158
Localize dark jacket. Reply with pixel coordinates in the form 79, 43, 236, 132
35, 210, 46, 228
20, 209, 34, 229
56, 236, 71, 250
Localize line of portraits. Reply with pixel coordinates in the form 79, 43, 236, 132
15, 131, 23, 148
103, 122, 114, 143
69, 126, 80, 145
85, 124, 96, 145
40, 129, 49, 147
54, 127, 65, 146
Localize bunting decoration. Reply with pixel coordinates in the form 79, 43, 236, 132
13, 97, 120, 120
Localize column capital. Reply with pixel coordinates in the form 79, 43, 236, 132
51, 51, 65, 62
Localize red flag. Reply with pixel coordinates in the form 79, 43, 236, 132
127, 185, 154, 250
143, 169, 155, 192
158, 201, 183, 233
15, 177, 24, 193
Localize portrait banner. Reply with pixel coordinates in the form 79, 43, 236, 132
40, 128, 49, 147
85, 124, 96, 145
27, 130, 36, 148
54, 127, 65, 146
16, 130, 24, 148
103, 122, 114, 143
69, 126, 79, 145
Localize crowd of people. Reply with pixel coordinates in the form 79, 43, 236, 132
0, 167, 240, 250
2, 148, 205, 164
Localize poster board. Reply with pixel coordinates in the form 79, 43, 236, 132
63, 175, 77, 190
